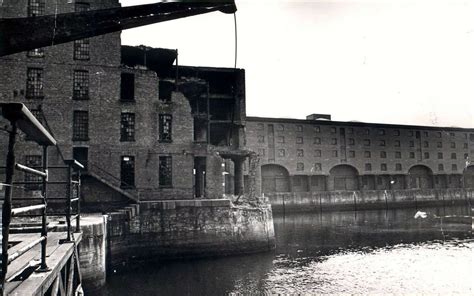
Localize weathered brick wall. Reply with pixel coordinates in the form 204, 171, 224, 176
104, 199, 275, 270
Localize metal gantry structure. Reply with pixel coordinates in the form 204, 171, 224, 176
0, 103, 84, 295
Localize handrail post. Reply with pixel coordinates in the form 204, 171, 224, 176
37, 145, 50, 272
65, 163, 72, 242
1, 123, 17, 296
76, 170, 81, 230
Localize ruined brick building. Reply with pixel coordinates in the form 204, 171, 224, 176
245, 114, 474, 194
0, 0, 249, 208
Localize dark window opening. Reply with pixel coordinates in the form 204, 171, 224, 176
159, 114, 172, 142
73, 70, 89, 100
159, 156, 172, 187
159, 81, 174, 102
210, 124, 232, 146
24, 155, 42, 190
120, 113, 135, 141
73, 111, 89, 141
209, 100, 233, 121
120, 156, 135, 188
120, 73, 135, 101
26, 68, 44, 99
194, 119, 208, 143
73, 147, 88, 170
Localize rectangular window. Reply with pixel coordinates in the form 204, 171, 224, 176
409, 131, 414, 137
73, 111, 89, 141
313, 163, 322, 171
296, 163, 304, 171
395, 140, 401, 147
348, 138, 355, 145
75, 2, 90, 12
464, 143, 468, 149
277, 136, 285, 143
349, 151, 355, 158
159, 81, 174, 102
257, 135, 265, 143
438, 152, 443, 159
73, 39, 90, 60
332, 150, 338, 157
450, 132, 455, 137
365, 163, 372, 171
381, 163, 387, 171
470, 134, 474, 142
451, 153, 457, 160
464, 153, 469, 160
423, 141, 429, 148
395, 163, 402, 171
28, 0, 45, 16
278, 149, 285, 157
363, 139, 370, 146
296, 137, 303, 144
410, 141, 414, 147
296, 125, 303, 132
331, 138, 337, 145
394, 130, 400, 136
437, 142, 443, 148
159, 156, 173, 187
120, 156, 135, 188
423, 131, 429, 137
256, 123, 264, 130
378, 129, 385, 135
452, 164, 457, 171
258, 148, 265, 156
27, 48, 44, 58
395, 151, 401, 159
314, 126, 321, 133
380, 151, 387, 158
438, 164, 444, 171
314, 137, 321, 144
409, 152, 415, 159
159, 114, 172, 142
297, 149, 304, 157
26, 68, 44, 99
379, 140, 386, 146
120, 112, 135, 141
24, 155, 42, 190
277, 124, 284, 131
364, 151, 371, 158
348, 128, 354, 134
331, 127, 337, 133
424, 152, 430, 159
73, 70, 89, 100
451, 142, 456, 148
437, 132, 442, 138
121, 73, 135, 101
314, 150, 321, 157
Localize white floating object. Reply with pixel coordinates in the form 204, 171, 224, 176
414, 211, 428, 219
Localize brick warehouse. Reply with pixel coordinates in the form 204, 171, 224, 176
0, 0, 250, 208
245, 114, 474, 195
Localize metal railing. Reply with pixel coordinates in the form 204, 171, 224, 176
0, 103, 83, 295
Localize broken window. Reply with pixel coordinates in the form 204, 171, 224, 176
159, 114, 172, 142
159, 156, 172, 187
121, 73, 135, 101
73, 70, 89, 100
120, 156, 135, 188
24, 155, 42, 190
28, 0, 45, 17
73, 111, 89, 141
159, 81, 174, 102
26, 68, 44, 99
120, 112, 135, 141
297, 149, 304, 157
74, 39, 90, 60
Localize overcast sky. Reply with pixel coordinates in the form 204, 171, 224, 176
120, 0, 474, 128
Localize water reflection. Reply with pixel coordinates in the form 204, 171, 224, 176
98, 206, 473, 295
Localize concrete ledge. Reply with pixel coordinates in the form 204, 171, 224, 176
139, 199, 232, 211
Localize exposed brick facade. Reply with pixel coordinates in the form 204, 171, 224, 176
0, 0, 248, 207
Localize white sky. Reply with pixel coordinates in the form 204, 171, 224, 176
120, 0, 474, 128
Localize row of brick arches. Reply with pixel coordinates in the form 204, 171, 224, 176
261, 164, 474, 193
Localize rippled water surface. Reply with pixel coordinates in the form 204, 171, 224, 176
98, 206, 473, 295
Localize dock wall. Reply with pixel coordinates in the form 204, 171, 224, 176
268, 188, 474, 212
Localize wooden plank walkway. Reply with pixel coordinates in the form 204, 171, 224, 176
4, 232, 82, 295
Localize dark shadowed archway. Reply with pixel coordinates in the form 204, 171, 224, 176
261, 164, 290, 193
329, 165, 359, 190
408, 165, 433, 189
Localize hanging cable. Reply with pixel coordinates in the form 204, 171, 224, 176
52, 0, 59, 46
234, 12, 238, 69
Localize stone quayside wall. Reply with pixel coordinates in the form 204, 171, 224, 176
79, 199, 275, 291
268, 188, 474, 212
